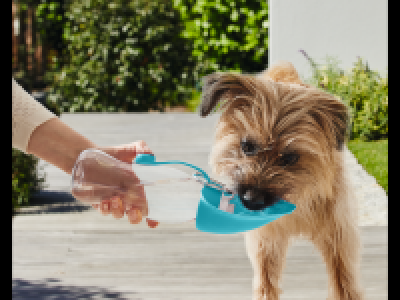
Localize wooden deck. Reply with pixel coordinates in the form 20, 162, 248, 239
13, 113, 388, 299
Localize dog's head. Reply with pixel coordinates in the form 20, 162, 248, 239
199, 62, 348, 210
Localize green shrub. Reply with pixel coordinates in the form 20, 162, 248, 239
48, 0, 198, 112
173, 0, 269, 75
301, 50, 388, 141
12, 149, 45, 215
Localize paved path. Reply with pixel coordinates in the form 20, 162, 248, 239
13, 113, 388, 299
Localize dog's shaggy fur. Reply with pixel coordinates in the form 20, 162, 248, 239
199, 62, 364, 299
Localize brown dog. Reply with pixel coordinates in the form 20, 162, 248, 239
199, 62, 364, 299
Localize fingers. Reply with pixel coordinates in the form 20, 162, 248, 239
122, 184, 148, 216
124, 140, 153, 163
99, 199, 112, 215
91, 140, 155, 226
95, 184, 148, 222
110, 196, 125, 219
99, 140, 153, 164
127, 208, 142, 224
124, 191, 146, 225
96, 199, 158, 228
134, 140, 153, 156
98, 197, 124, 218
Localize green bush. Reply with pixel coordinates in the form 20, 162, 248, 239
301, 50, 388, 141
173, 0, 269, 75
12, 149, 45, 215
48, 0, 198, 112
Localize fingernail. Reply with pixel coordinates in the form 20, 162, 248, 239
101, 201, 110, 215
111, 200, 119, 209
129, 209, 142, 224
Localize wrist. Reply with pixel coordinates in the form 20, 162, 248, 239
27, 118, 98, 175
56, 141, 99, 175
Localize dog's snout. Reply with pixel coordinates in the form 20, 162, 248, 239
237, 185, 279, 211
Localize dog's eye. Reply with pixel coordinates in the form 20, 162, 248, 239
277, 153, 299, 167
241, 138, 259, 156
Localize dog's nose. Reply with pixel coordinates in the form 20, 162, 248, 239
237, 185, 278, 211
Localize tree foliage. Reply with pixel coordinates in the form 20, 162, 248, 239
173, 0, 269, 74
48, 0, 198, 112
12, 149, 45, 215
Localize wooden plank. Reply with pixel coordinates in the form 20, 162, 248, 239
12, 214, 387, 300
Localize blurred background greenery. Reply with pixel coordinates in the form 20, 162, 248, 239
12, 0, 269, 114
12, 0, 387, 214
300, 50, 388, 194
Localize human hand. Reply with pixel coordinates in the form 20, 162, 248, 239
73, 141, 158, 228
100, 141, 159, 228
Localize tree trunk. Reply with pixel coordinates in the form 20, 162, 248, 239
12, 1, 18, 71
30, 4, 37, 89
18, 2, 27, 79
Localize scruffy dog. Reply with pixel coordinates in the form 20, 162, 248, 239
199, 62, 364, 300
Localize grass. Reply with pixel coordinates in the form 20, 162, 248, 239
347, 139, 388, 195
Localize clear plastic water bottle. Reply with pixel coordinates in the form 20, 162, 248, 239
71, 149, 205, 222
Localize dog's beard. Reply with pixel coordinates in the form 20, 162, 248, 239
216, 159, 294, 211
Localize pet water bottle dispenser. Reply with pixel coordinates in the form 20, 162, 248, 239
71, 149, 296, 234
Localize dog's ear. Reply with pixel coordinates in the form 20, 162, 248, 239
334, 106, 349, 150
261, 61, 305, 86
327, 105, 348, 150
199, 73, 256, 117
312, 96, 349, 150
199, 73, 224, 117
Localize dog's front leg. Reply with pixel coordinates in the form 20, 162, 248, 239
245, 226, 289, 300
313, 220, 365, 300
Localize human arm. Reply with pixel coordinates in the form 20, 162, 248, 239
12, 78, 158, 227
28, 122, 157, 226
27, 117, 96, 174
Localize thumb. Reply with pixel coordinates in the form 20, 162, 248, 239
99, 141, 153, 164
123, 141, 153, 164
133, 140, 153, 157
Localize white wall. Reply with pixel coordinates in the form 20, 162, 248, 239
269, 0, 388, 80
